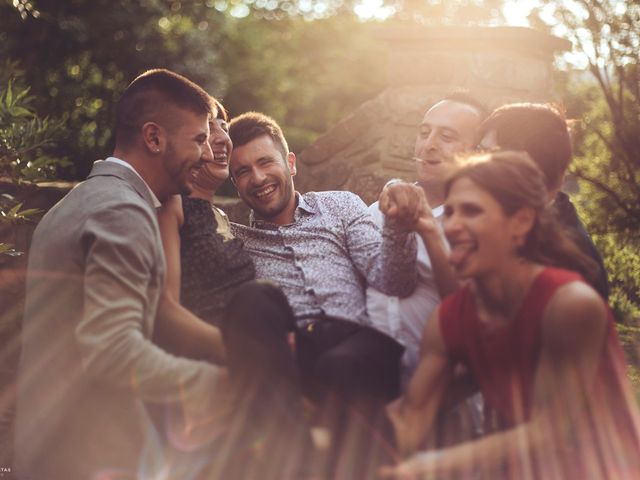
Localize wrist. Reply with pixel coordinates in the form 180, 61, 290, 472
415, 218, 440, 238
383, 177, 405, 189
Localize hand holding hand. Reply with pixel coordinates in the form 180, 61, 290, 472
379, 182, 424, 231
380, 182, 438, 235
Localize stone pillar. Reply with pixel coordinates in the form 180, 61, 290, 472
295, 26, 570, 204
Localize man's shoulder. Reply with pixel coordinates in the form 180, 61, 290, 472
303, 190, 365, 212
230, 221, 259, 240
43, 175, 157, 236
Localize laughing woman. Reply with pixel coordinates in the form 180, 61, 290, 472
153, 99, 255, 363
384, 151, 640, 479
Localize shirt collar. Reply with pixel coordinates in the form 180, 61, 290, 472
432, 204, 445, 218
249, 192, 314, 228
296, 192, 316, 215
105, 156, 161, 208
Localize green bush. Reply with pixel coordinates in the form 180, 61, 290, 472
0, 60, 68, 256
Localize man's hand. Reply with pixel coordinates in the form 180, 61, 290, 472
379, 182, 438, 235
379, 182, 425, 231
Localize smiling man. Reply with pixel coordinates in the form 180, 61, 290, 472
367, 93, 486, 381
227, 111, 425, 476
14, 69, 224, 480
228, 111, 422, 402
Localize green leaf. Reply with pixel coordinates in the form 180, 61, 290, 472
8, 202, 23, 216
15, 208, 42, 217
12, 106, 33, 118
0, 243, 22, 256
5, 80, 12, 108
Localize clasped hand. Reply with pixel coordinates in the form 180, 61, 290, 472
379, 182, 437, 235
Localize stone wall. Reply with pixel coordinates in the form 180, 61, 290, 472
295, 26, 570, 204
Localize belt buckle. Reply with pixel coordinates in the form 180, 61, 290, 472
299, 318, 316, 332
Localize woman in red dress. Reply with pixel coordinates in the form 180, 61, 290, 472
384, 151, 640, 479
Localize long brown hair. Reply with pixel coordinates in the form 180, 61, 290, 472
445, 151, 598, 285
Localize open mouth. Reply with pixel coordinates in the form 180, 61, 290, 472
253, 184, 277, 200
448, 240, 476, 271
212, 152, 228, 166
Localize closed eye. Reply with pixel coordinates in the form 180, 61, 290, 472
233, 167, 249, 178
419, 126, 432, 138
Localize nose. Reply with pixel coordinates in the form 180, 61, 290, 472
423, 131, 439, 151
415, 131, 438, 158
210, 124, 232, 150
250, 167, 268, 186
201, 140, 214, 162
443, 210, 461, 239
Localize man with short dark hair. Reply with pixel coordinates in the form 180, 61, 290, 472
227, 111, 423, 477
477, 102, 609, 299
228, 111, 422, 402
14, 69, 224, 480
367, 94, 486, 382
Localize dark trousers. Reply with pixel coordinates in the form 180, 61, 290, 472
221, 280, 403, 479
219, 280, 314, 480
296, 316, 404, 406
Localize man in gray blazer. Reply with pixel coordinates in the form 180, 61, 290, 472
14, 69, 224, 479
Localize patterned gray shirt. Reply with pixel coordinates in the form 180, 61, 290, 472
231, 191, 417, 325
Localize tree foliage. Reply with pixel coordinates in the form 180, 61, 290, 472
0, 61, 69, 181
536, 0, 640, 319
1, 0, 227, 178
0, 61, 66, 257
1, 0, 503, 179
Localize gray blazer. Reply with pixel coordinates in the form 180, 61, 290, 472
14, 161, 220, 479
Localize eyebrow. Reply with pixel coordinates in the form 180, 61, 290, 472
419, 122, 459, 135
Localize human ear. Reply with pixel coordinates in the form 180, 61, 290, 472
511, 207, 536, 247
287, 152, 297, 177
141, 122, 164, 154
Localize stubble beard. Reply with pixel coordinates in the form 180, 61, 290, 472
251, 178, 294, 222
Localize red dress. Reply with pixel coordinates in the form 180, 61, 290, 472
439, 267, 640, 479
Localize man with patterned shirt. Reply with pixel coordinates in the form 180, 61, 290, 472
226, 111, 427, 477
227, 111, 424, 407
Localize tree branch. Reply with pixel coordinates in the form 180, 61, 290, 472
574, 170, 635, 218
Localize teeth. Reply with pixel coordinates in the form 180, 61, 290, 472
255, 185, 276, 198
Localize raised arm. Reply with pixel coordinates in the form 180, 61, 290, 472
382, 281, 610, 478
412, 190, 458, 297
378, 182, 458, 297
387, 306, 453, 456
343, 191, 417, 297
154, 195, 225, 364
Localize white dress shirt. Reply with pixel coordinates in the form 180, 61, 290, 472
366, 200, 446, 383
